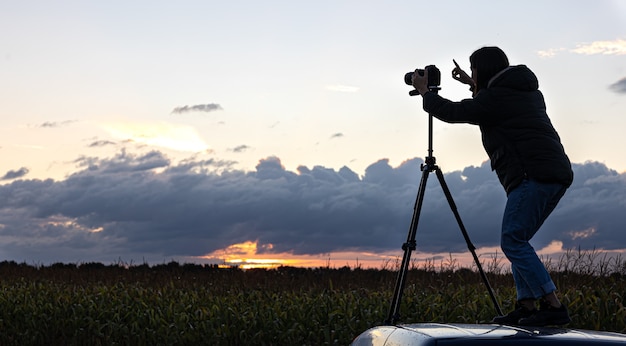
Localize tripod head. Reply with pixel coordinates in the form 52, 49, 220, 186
408, 86, 441, 97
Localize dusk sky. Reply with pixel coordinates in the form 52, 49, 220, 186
1, 1, 625, 268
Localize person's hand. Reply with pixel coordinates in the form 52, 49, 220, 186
411, 68, 429, 96
452, 59, 474, 86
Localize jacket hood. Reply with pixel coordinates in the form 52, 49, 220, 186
487, 65, 539, 92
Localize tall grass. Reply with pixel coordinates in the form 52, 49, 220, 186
0, 249, 624, 345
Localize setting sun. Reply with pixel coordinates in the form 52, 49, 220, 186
202, 241, 304, 269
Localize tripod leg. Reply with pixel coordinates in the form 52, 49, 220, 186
385, 167, 431, 325
434, 168, 503, 316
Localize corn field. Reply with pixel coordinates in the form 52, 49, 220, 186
0, 249, 624, 345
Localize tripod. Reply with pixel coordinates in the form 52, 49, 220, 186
385, 91, 503, 325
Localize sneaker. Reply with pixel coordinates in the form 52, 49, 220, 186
518, 300, 571, 326
492, 302, 536, 325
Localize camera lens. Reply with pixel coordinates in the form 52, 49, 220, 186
404, 72, 414, 85
405, 69, 426, 85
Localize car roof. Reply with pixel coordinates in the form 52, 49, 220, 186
351, 323, 626, 345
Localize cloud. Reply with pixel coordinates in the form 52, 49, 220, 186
609, 77, 626, 94
571, 39, 626, 55
72, 150, 170, 174
537, 48, 566, 58
0, 153, 625, 264
230, 145, 251, 153
171, 103, 223, 114
37, 120, 77, 128
330, 133, 344, 139
1, 167, 29, 180
88, 140, 117, 148
538, 39, 626, 58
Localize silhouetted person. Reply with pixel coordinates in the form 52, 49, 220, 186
412, 46, 572, 326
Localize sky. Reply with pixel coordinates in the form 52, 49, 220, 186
1, 1, 625, 268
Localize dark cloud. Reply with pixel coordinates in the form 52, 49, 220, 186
38, 120, 77, 128
88, 140, 117, 148
171, 103, 223, 114
230, 145, 251, 153
0, 152, 625, 264
609, 77, 626, 94
1, 167, 29, 180
72, 149, 170, 174
330, 133, 344, 139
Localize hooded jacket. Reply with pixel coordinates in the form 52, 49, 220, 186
422, 65, 573, 193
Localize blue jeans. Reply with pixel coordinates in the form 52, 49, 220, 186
501, 179, 567, 301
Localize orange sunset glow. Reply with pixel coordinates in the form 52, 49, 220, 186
198, 240, 534, 270
201, 240, 405, 269
198, 239, 626, 271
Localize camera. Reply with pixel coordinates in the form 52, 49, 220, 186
405, 65, 441, 95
